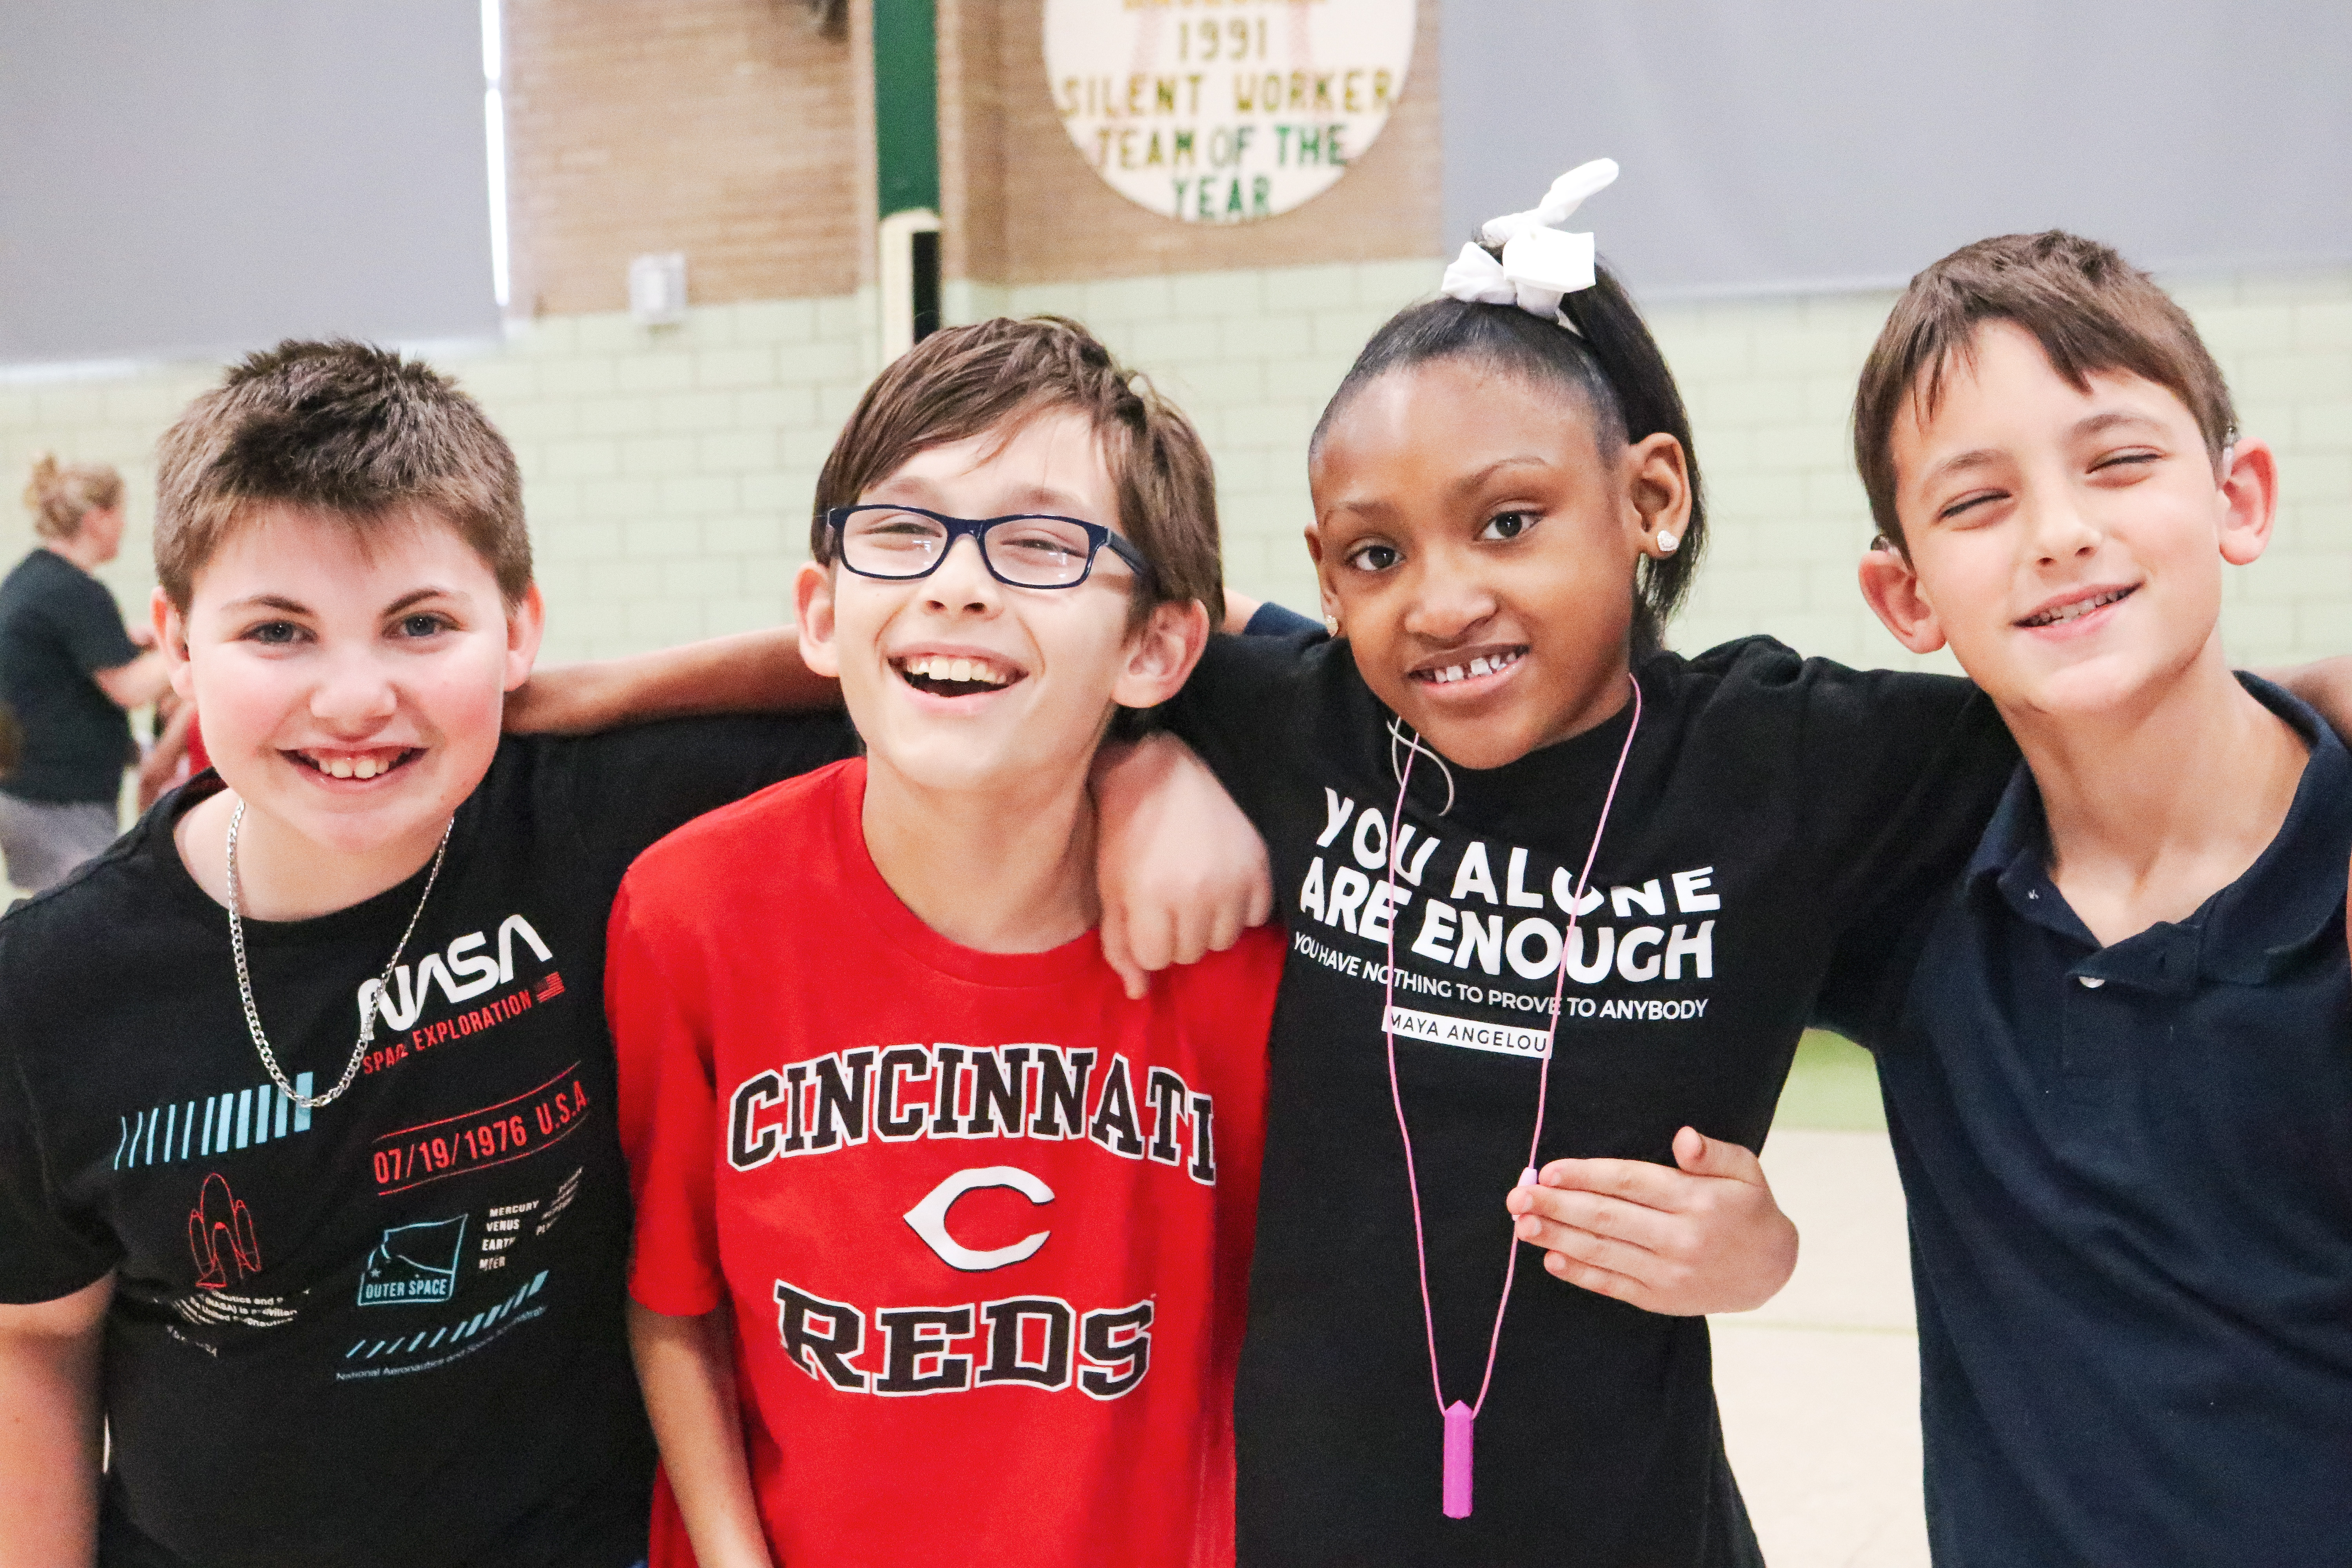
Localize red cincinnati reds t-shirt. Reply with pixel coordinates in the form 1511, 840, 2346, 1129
609, 759, 1280, 1568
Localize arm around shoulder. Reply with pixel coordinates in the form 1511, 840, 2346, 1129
506, 627, 842, 736
1093, 733, 1272, 1000
0, 1274, 111, 1568
2260, 657, 2352, 744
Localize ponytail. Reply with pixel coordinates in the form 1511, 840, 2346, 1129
1559, 268, 1706, 655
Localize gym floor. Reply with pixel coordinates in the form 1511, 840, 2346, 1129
1719, 1034, 1926, 1566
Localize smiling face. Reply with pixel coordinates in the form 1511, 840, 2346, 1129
1307, 356, 1688, 771
797, 407, 1200, 800
1867, 321, 2271, 722
159, 503, 541, 866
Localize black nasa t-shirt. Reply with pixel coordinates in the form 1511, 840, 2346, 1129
1163, 632, 2016, 1568
0, 714, 856, 1568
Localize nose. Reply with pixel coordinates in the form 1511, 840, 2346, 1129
922, 533, 1002, 615
1398, 543, 1500, 644
307, 643, 401, 733
2022, 482, 2102, 565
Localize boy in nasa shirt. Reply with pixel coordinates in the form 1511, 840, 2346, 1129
608, 318, 1284, 1568
0, 341, 858, 1568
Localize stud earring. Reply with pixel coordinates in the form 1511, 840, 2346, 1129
1324, 613, 1341, 637
1655, 530, 1679, 554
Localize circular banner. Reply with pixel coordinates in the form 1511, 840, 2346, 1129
1043, 0, 1416, 225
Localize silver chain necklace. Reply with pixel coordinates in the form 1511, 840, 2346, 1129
225, 800, 454, 1112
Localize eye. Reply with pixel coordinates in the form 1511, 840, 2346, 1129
1345, 541, 1401, 574
395, 612, 452, 639
1479, 510, 1537, 541
2090, 449, 2161, 478
1936, 490, 2005, 524
244, 619, 305, 646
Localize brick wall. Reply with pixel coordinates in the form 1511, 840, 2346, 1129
4, 263, 2343, 675
503, 0, 859, 315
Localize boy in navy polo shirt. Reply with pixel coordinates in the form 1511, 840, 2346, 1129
1814, 231, 2352, 1564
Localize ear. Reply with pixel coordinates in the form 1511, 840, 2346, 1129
1625, 433, 1693, 559
2217, 437, 2279, 567
1301, 524, 1351, 635
152, 586, 194, 701
1856, 538, 1948, 655
795, 561, 842, 678
1112, 599, 1210, 709
502, 583, 547, 693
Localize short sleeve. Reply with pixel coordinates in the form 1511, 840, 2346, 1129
1663, 641, 2013, 913
1670, 643, 2015, 1038
1811, 899, 1938, 1051
50, 572, 140, 677
0, 948, 120, 1303
606, 878, 726, 1317
1156, 631, 1325, 830
542, 712, 858, 892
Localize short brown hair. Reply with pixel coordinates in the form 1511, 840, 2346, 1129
22, 454, 124, 541
154, 340, 530, 611
1853, 231, 2236, 549
811, 317, 1223, 628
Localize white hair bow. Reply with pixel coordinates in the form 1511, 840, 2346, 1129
1439, 158, 1620, 323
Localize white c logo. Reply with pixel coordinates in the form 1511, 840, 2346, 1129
902, 1165, 1056, 1272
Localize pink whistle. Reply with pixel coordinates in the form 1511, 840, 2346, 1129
1442, 1400, 1475, 1518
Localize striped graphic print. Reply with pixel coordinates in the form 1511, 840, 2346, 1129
112, 1073, 315, 1170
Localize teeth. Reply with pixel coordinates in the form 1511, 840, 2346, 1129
309, 751, 403, 779
905, 655, 1008, 687
2030, 589, 2128, 627
1423, 650, 1530, 684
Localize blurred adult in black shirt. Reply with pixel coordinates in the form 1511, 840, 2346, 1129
0, 456, 169, 891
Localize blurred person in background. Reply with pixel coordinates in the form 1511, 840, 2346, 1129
0, 456, 169, 891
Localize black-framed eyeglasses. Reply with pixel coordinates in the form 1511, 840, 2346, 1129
824, 505, 1156, 592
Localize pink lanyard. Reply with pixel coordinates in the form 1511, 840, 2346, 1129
1381, 672, 1643, 1521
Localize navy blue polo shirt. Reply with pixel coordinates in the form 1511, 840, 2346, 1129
1821, 675, 2352, 1567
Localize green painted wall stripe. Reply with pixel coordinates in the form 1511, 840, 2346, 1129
873, 0, 939, 218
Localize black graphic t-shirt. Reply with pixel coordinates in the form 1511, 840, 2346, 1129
0, 715, 856, 1568
1163, 632, 2016, 1567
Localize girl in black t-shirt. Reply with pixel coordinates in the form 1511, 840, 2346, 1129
1105, 167, 2022, 1565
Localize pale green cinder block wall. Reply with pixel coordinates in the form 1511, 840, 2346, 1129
2, 262, 2345, 671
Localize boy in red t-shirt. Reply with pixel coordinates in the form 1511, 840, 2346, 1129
606, 318, 1282, 1568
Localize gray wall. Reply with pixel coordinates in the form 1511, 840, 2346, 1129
1443, 0, 2352, 297
0, 1, 498, 364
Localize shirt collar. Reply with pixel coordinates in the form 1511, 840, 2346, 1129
2200, 675, 2350, 982
1962, 674, 2349, 985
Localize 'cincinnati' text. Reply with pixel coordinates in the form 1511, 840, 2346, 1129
727, 1045, 1217, 1184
